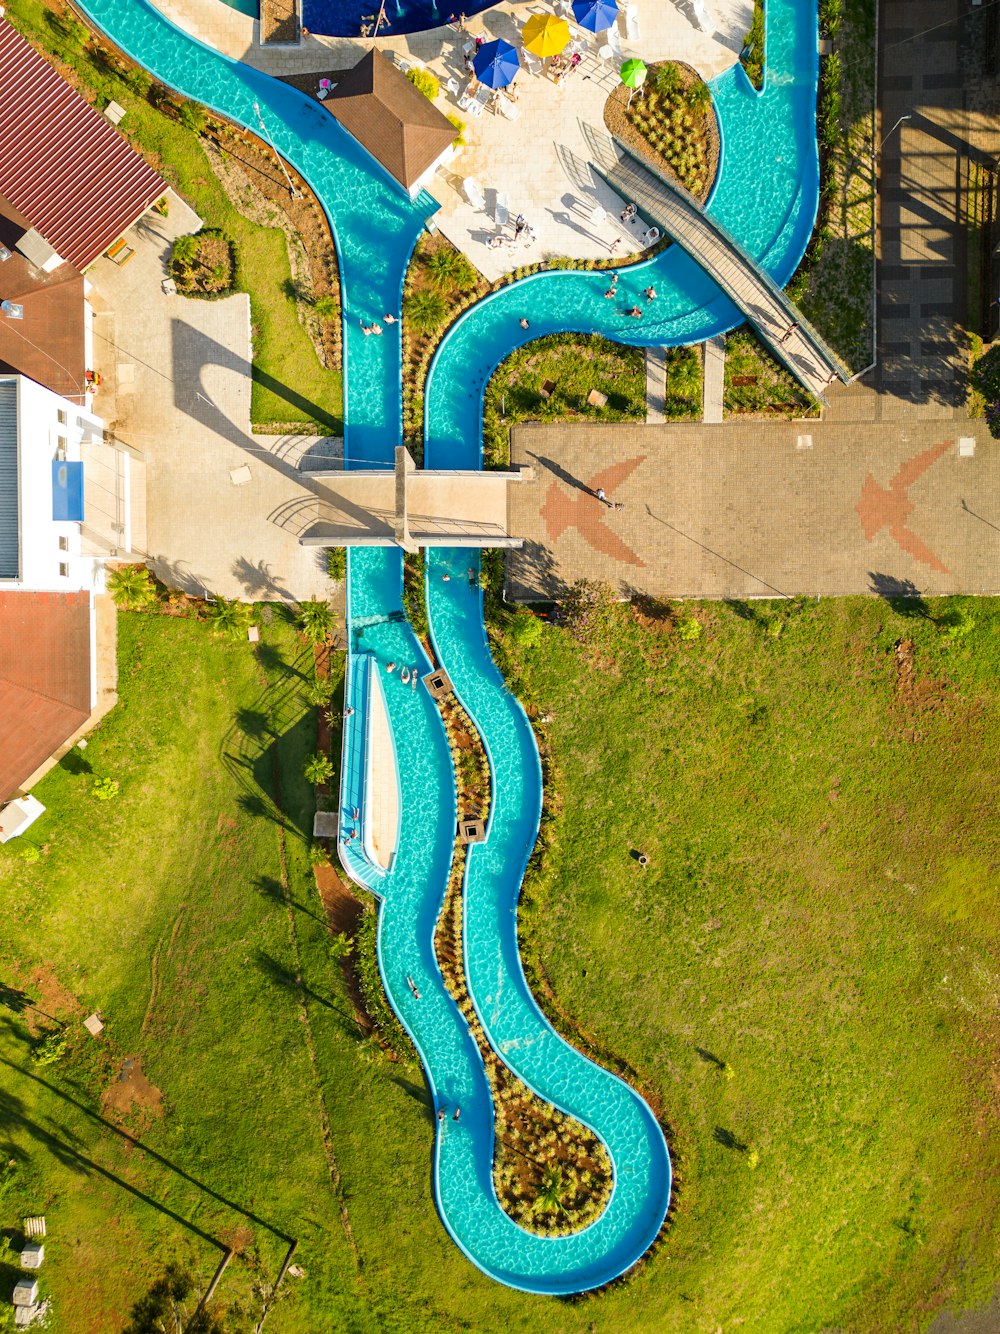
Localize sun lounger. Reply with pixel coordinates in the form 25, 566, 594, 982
494, 191, 509, 227
498, 97, 521, 121
625, 3, 640, 39
463, 177, 485, 210
472, 84, 491, 112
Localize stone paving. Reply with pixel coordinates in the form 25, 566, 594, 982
506, 417, 1000, 601
88, 195, 335, 602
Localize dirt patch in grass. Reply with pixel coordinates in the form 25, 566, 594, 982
101, 1057, 164, 1127
603, 63, 719, 203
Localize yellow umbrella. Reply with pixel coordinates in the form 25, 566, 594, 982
522, 12, 571, 57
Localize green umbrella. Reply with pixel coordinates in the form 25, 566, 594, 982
620, 57, 647, 106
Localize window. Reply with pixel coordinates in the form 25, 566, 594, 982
58, 562, 69, 578
58, 536, 69, 552
57, 436, 67, 458
57, 408, 67, 425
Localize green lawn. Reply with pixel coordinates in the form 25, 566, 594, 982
483, 335, 646, 468
5, 0, 342, 433
5, 597, 1000, 1331
507, 591, 1000, 1332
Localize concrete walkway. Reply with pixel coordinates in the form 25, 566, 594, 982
645, 348, 667, 424
702, 334, 725, 422
507, 418, 999, 601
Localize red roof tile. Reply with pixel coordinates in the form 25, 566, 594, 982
0, 19, 167, 272
0, 590, 91, 801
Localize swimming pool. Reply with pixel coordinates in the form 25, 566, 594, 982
76, 0, 818, 1293
302, 0, 500, 39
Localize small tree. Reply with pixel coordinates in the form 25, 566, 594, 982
107, 563, 156, 611
314, 294, 337, 320
208, 596, 253, 640
685, 79, 712, 115
171, 233, 200, 270
296, 599, 333, 644
425, 247, 477, 294
326, 548, 347, 580
303, 752, 334, 785
652, 61, 682, 98
508, 610, 542, 649
178, 100, 206, 134
92, 776, 120, 801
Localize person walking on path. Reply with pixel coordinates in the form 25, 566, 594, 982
782, 321, 799, 344
596, 487, 610, 505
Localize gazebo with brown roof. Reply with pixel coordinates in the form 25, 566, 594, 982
324, 50, 456, 195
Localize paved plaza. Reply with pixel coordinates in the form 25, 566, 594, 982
89, 196, 336, 601
507, 416, 1000, 601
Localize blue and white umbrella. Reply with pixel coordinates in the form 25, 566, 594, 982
473, 38, 520, 88
571, 0, 619, 33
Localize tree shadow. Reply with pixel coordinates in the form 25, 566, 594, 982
58, 749, 93, 776
723, 598, 762, 623
235, 708, 274, 743
694, 1046, 726, 1069
713, 1127, 747, 1152
232, 557, 294, 602
390, 1075, 435, 1125
867, 572, 931, 619
256, 876, 324, 926
0, 985, 34, 1016
255, 950, 341, 1015
0, 1051, 293, 1243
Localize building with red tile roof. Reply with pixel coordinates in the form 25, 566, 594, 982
0, 17, 166, 272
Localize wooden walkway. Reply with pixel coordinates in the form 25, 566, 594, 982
591, 134, 849, 401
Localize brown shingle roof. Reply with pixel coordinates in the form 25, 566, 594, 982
0, 590, 91, 801
0, 19, 167, 272
325, 50, 455, 190
0, 193, 85, 401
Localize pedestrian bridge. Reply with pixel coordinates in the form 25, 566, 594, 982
298, 446, 532, 551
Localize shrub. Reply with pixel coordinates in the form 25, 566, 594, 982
171, 229, 236, 297
303, 752, 334, 785
446, 112, 467, 146
406, 68, 440, 101
178, 100, 206, 134
314, 294, 337, 320
92, 777, 120, 801
107, 563, 156, 611
208, 596, 254, 639
171, 233, 200, 269
326, 548, 347, 580
677, 615, 703, 642
32, 1029, 68, 1066
305, 678, 335, 707
685, 80, 712, 115
425, 247, 477, 293
296, 599, 333, 644
652, 61, 682, 98
508, 610, 543, 649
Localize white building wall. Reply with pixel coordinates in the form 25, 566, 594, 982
7, 374, 109, 593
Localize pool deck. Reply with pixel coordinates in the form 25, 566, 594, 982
145, 0, 751, 277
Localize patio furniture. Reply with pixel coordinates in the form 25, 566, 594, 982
691, 0, 715, 32
161, 277, 177, 295
590, 204, 607, 225
539, 379, 557, 399
494, 191, 509, 227
523, 50, 543, 75
446, 76, 460, 95
596, 43, 613, 61
471, 83, 492, 113
643, 226, 660, 245
498, 97, 521, 121
463, 177, 486, 210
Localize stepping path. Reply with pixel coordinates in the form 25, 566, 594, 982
645, 347, 668, 424
702, 334, 726, 423
590, 134, 848, 401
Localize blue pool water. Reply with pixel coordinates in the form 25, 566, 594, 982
77, 0, 817, 1293
302, 0, 499, 39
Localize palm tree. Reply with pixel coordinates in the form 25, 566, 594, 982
406, 290, 448, 335
107, 563, 156, 611
296, 599, 333, 644
303, 752, 334, 785
425, 247, 476, 293
171, 233, 200, 269
653, 61, 682, 99
313, 295, 337, 320
207, 596, 253, 639
685, 79, 712, 115
533, 1164, 567, 1215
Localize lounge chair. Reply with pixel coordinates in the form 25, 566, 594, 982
494, 191, 509, 227
498, 98, 521, 122
463, 177, 486, 210
625, 3, 640, 39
